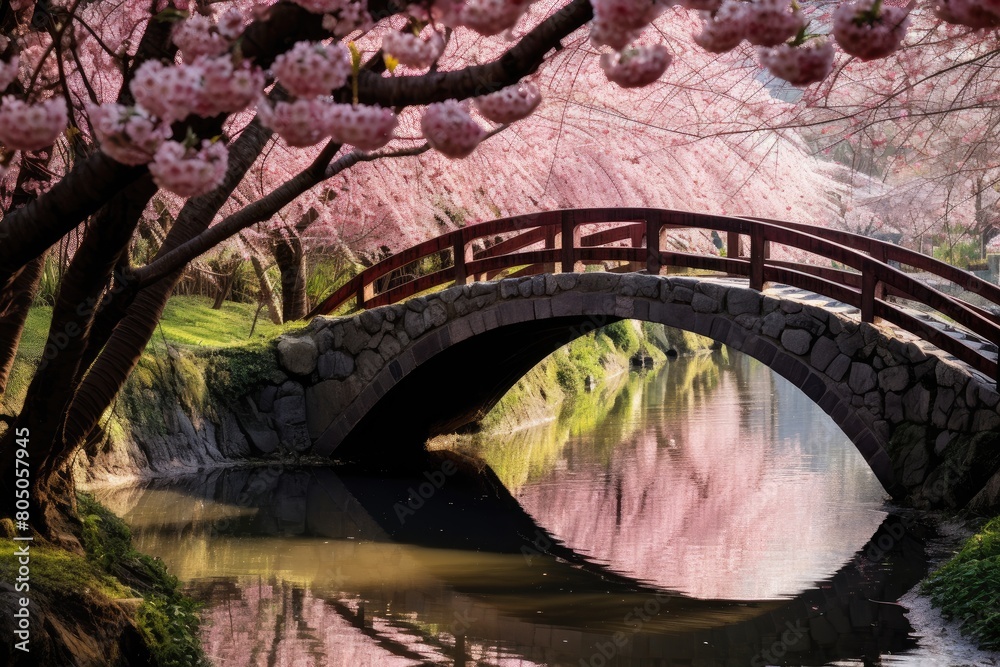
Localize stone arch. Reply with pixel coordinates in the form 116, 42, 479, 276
265, 273, 1000, 508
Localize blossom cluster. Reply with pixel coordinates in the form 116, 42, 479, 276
271, 41, 352, 97
88, 104, 173, 166
0, 97, 67, 152
148, 140, 229, 198
258, 98, 399, 152
935, 0, 1000, 29
475, 82, 542, 123
600, 45, 673, 88
421, 100, 486, 158
382, 30, 446, 69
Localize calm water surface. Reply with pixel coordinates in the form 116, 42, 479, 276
98, 348, 941, 666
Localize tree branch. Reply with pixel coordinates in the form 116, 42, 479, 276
356, 0, 592, 107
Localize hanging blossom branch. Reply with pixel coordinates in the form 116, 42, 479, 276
131, 126, 514, 288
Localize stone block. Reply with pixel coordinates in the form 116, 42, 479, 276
826, 354, 851, 382
781, 329, 813, 356
276, 336, 318, 375
726, 288, 761, 316
849, 363, 877, 394
903, 384, 931, 422
785, 312, 825, 336
423, 300, 448, 329
355, 350, 384, 382
761, 311, 786, 339
936, 359, 969, 391
358, 309, 384, 334
318, 350, 355, 380
809, 336, 839, 372
378, 334, 402, 361
878, 366, 910, 393
404, 309, 427, 339
691, 293, 719, 313
884, 392, 904, 423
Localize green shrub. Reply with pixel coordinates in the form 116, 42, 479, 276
922, 516, 1000, 650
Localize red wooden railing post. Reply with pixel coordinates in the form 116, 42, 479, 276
750, 225, 768, 291
861, 260, 878, 324
356, 278, 374, 310
560, 212, 582, 273
727, 231, 741, 260
646, 214, 661, 275
543, 224, 558, 274
452, 233, 471, 285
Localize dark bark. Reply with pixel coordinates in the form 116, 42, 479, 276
62, 121, 274, 458
0, 175, 155, 545
0, 256, 43, 400
273, 233, 308, 321
251, 255, 283, 325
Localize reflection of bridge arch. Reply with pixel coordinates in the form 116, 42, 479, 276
110, 464, 928, 666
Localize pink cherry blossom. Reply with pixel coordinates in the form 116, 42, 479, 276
758, 40, 835, 86
833, 0, 910, 61
319, 0, 374, 35
475, 81, 542, 123
589, 19, 641, 50
291, 0, 352, 11
0, 55, 18, 93
216, 8, 246, 41
9, 0, 33, 11
271, 41, 351, 98
601, 43, 672, 88
694, 1, 748, 53
743, 0, 804, 47
935, 0, 1000, 28
130, 60, 202, 123
679, 0, 722, 10
421, 100, 486, 158
0, 97, 68, 152
382, 30, 445, 69
192, 56, 265, 117
460, 0, 531, 36
149, 139, 229, 198
172, 14, 230, 61
327, 103, 398, 151
89, 103, 172, 165
257, 98, 333, 147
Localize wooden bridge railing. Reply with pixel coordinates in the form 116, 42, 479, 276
306, 208, 1000, 382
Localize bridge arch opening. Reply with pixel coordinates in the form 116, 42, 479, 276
316, 276, 907, 498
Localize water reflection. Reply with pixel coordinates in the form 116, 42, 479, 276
462, 350, 893, 599
95, 349, 932, 666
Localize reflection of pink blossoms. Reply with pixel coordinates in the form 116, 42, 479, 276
327, 104, 398, 151
601, 44, 672, 88
0, 98, 67, 152
172, 13, 229, 61
271, 41, 351, 98
258, 98, 333, 147
0, 55, 18, 92
744, 0, 803, 47
149, 140, 228, 198
833, 0, 909, 61
382, 30, 445, 69
758, 40, 834, 86
694, 2, 748, 53
89, 104, 172, 165
421, 100, 486, 159
192, 56, 265, 117
475, 82, 541, 123
130, 60, 202, 123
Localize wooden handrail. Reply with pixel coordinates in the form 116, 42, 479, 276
305, 208, 1000, 383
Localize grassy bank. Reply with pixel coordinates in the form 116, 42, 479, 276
922, 516, 1000, 650
0, 494, 206, 666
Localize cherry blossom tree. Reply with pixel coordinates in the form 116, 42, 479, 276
0, 0, 966, 545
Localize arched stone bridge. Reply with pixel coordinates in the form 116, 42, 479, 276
241, 209, 1000, 512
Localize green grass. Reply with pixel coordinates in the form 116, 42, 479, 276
153, 296, 293, 348
922, 516, 1000, 650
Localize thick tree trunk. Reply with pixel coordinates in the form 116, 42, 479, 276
60, 122, 274, 466
0, 256, 43, 401
212, 258, 242, 309
0, 175, 155, 546
273, 234, 308, 321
